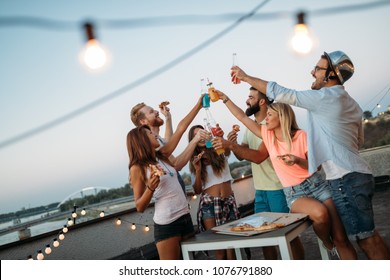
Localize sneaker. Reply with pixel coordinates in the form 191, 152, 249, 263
329, 246, 340, 259
322, 243, 340, 259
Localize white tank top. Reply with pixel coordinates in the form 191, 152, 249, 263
147, 159, 189, 225
196, 158, 233, 191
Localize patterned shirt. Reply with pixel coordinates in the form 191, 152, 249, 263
197, 192, 240, 232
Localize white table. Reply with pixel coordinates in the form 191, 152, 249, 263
181, 214, 330, 260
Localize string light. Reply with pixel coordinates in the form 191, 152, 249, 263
99, 211, 105, 218
62, 225, 69, 233
290, 12, 314, 55
67, 218, 74, 226
59, 231, 65, 241
37, 250, 44, 260
53, 238, 60, 248
45, 244, 52, 255
131, 223, 136, 230
80, 22, 108, 70
27, 255, 33, 260
144, 225, 150, 232
81, 208, 86, 215
116, 218, 122, 225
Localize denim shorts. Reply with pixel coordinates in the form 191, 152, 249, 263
254, 189, 289, 213
201, 201, 236, 221
283, 171, 332, 209
154, 213, 195, 243
328, 172, 375, 240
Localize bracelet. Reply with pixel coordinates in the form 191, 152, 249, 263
147, 185, 155, 192
222, 96, 230, 103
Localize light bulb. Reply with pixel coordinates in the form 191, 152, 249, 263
45, 245, 52, 255
131, 223, 136, 230
82, 39, 107, 70
81, 209, 86, 215
59, 233, 65, 241
53, 239, 60, 248
71, 211, 77, 218
37, 250, 44, 260
192, 194, 197, 200
290, 12, 314, 55
144, 225, 150, 232
116, 218, 122, 225
99, 211, 105, 218
62, 225, 68, 233
67, 218, 73, 226
27, 255, 33, 260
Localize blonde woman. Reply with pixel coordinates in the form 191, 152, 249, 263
213, 92, 357, 260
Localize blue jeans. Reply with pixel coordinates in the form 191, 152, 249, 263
328, 172, 375, 240
283, 171, 332, 209
254, 189, 289, 213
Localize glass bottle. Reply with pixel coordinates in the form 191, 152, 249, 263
204, 110, 225, 155
207, 79, 219, 102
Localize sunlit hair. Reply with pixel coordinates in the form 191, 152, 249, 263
267, 103, 300, 151
126, 125, 171, 185
249, 86, 273, 105
187, 125, 226, 183
130, 103, 146, 126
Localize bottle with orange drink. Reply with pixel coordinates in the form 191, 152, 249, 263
207, 79, 219, 102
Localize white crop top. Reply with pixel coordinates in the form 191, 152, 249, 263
192, 158, 233, 191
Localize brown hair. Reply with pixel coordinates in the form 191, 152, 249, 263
126, 125, 171, 185
187, 125, 226, 183
130, 103, 146, 127
249, 86, 273, 105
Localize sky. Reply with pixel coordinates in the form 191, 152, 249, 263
1, 0, 390, 214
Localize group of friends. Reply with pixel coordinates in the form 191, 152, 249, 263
126, 50, 390, 260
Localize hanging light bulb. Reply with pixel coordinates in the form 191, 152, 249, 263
81, 208, 86, 215
37, 250, 44, 260
67, 218, 74, 226
53, 238, 60, 248
192, 194, 197, 200
144, 225, 150, 232
27, 255, 33, 260
116, 218, 122, 225
99, 211, 105, 218
290, 12, 314, 55
62, 225, 68, 233
80, 22, 108, 70
59, 232, 65, 241
130, 223, 136, 230
45, 244, 52, 255
71, 211, 77, 218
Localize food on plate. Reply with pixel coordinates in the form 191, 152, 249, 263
159, 101, 170, 109
149, 164, 166, 176
232, 124, 240, 132
230, 222, 284, 232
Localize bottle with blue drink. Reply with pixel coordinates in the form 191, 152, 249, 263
202, 94, 210, 108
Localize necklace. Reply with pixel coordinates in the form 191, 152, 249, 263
159, 160, 174, 177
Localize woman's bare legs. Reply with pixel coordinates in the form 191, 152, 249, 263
156, 236, 182, 260
323, 198, 357, 259
291, 197, 334, 250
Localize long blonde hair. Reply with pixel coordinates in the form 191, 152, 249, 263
268, 103, 300, 151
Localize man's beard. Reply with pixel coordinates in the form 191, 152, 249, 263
151, 117, 164, 127
245, 103, 260, 117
